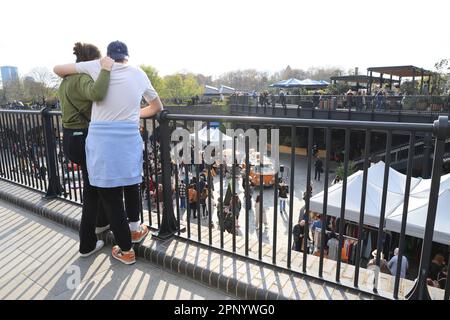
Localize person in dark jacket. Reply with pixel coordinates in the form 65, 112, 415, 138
314, 156, 323, 181
278, 180, 288, 214
292, 219, 306, 252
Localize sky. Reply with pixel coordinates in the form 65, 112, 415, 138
1, 0, 449, 79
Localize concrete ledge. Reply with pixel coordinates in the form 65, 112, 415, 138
0, 179, 374, 300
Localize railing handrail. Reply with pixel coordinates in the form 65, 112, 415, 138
164, 113, 435, 133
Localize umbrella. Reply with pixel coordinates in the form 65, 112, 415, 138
270, 78, 303, 88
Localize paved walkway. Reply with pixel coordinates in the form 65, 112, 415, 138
0, 199, 234, 300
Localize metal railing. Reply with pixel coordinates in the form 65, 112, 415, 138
1, 107, 449, 300
151, 112, 450, 300
230, 94, 450, 116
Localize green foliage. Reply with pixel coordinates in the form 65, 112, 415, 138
326, 82, 350, 95
160, 74, 203, 100
140, 65, 164, 94
400, 80, 419, 95
335, 161, 356, 179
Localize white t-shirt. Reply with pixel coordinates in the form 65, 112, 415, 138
75, 60, 158, 124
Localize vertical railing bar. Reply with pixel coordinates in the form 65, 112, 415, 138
374, 130, 392, 293
24, 115, 36, 189
393, 132, 415, 299
219, 161, 224, 249
196, 161, 201, 243
0, 113, 11, 181
319, 127, 332, 278
354, 129, 372, 287
2, 112, 16, 182
287, 125, 296, 269
8, 113, 23, 184
258, 132, 264, 261
183, 120, 190, 238
38, 113, 48, 191
31, 114, 43, 191
207, 122, 213, 245
174, 157, 181, 236
18, 114, 31, 187
336, 128, 350, 283
185, 162, 191, 239
53, 115, 62, 193
245, 135, 250, 257
303, 126, 313, 273
15, 114, 27, 185
232, 135, 237, 253
272, 125, 279, 265
152, 118, 161, 228
54, 115, 68, 199
142, 119, 153, 227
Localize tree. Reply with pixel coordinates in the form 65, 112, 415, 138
432, 59, 449, 95
326, 82, 350, 95
161, 74, 203, 101
2, 79, 23, 102
27, 67, 60, 101
400, 80, 419, 95
335, 161, 356, 180
140, 65, 164, 94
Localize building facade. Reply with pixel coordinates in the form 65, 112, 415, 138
0, 66, 19, 86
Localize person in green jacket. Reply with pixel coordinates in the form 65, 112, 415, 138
59, 42, 113, 256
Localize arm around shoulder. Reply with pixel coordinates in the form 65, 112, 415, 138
53, 64, 77, 78
79, 70, 111, 101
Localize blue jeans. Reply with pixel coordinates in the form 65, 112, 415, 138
180, 197, 186, 209
280, 198, 287, 213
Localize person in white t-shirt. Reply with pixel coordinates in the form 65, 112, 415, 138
54, 41, 163, 265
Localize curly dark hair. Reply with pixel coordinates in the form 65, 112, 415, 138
73, 42, 101, 62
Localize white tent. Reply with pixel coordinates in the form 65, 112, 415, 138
190, 127, 232, 146
204, 85, 219, 95
385, 188, 450, 245
310, 162, 450, 245
309, 161, 421, 227
219, 85, 235, 95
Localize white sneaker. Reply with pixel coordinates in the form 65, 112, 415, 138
95, 224, 110, 234
80, 240, 104, 258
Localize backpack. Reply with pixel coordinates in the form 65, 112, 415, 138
188, 189, 197, 203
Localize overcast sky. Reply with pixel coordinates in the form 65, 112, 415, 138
1, 0, 449, 78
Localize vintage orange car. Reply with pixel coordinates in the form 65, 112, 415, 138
245, 153, 277, 187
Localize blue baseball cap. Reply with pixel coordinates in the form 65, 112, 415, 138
107, 40, 129, 60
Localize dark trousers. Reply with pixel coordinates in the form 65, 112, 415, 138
189, 202, 197, 218
201, 203, 207, 217
63, 128, 107, 253
314, 169, 321, 181
96, 186, 132, 252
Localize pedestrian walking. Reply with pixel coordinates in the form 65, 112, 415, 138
179, 180, 186, 210
188, 184, 198, 219
278, 180, 289, 214
314, 156, 323, 181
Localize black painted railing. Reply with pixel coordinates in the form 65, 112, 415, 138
230, 94, 450, 116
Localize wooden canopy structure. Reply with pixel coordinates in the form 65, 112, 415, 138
330, 75, 400, 90
366, 65, 437, 94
